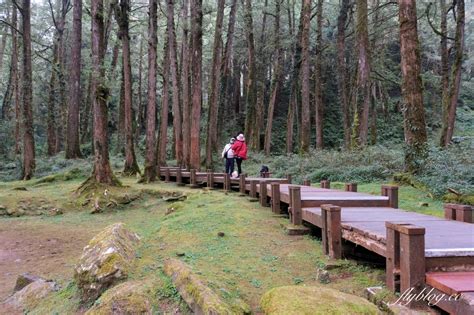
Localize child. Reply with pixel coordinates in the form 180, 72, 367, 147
221, 138, 235, 175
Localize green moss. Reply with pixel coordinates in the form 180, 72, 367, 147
443, 193, 474, 206
260, 286, 379, 315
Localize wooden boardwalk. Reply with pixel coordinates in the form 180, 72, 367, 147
158, 166, 474, 313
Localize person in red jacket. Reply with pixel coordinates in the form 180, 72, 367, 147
231, 133, 248, 176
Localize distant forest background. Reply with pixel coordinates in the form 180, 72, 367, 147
0, 0, 472, 190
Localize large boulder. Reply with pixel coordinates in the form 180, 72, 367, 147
74, 223, 140, 304
2, 278, 58, 313
260, 286, 379, 315
164, 258, 250, 314
85, 281, 153, 315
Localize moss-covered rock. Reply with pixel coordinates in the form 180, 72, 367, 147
74, 223, 140, 304
260, 286, 379, 315
85, 281, 154, 315
164, 258, 250, 314
3, 279, 58, 312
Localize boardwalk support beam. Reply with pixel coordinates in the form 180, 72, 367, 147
239, 174, 246, 195
289, 186, 302, 225
206, 169, 214, 189
259, 181, 269, 207
444, 203, 473, 223
321, 204, 342, 259
176, 168, 183, 186
224, 173, 231, 192
344, 183, 357, 192
303, 179, 311, 186
286, 174, 292, 184
320, 180, 330, 189
165, 168, 171, 182
271, 183, 281, 213
385, 222, 425, 300
190, 169, 198, 188
249, 180, 257, 198
382, 185, 398, 208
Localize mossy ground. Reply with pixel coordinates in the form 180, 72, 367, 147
0, 175, 446, 313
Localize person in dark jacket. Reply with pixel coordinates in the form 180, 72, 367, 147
221, 138, 235, 174
231, 133, 248, 175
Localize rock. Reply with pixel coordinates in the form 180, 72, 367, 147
49, 208, 63, 216
316, 268, 330, 284
12, 187, 27, 191
260, 286, 379, 315
0, 205, 6, 210
418, 202, 429, 207
165, 207, 176, 215
162, 194, 187, 202
6, 208, 25, 217
13, 273, 42, 292
217, 232, 225, 237
3, 279, 57, 312
164, 258, 250, 314
74, 223, 140, 303
85, 281, 153, 315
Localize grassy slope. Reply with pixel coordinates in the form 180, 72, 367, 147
2, 177, 403, 313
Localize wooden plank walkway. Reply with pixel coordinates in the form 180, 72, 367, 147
301, 206, 474, 258
158, 166, 474, 314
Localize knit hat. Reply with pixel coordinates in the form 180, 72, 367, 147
237, 134, 245, 141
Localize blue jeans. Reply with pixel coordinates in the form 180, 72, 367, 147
225, 158, 235, 174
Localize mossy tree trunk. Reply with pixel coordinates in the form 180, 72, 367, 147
398, 0, 428, 172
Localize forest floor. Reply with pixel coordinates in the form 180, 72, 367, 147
0, 175, 444, 313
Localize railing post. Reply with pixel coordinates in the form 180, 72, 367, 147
382, 185, 399, 208
286, 174, 292, 184
271, 183, 281, 214
344, 183, 357, 192
259, 180, 268, 207
444, 203, 473, 223
385, 222, 425, 299
176, 168, 183, 185
224, 173, 231, 192
303, 179, 311, 186
206, 169, 214, 188
249, 180, 257, 198
165, 168, 171, 182
289, 186, 302, 225
190, 169, 197, 187
320, 180, 330, 189
239, 174, 246, 195
321, 204, 342, 259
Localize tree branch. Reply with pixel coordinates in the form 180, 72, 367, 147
426, 2, 455, 40
0, 19, 23, 36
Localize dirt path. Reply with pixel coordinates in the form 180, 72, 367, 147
0, 220, 98, 302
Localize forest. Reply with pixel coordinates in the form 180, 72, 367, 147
0, 0, 473, 313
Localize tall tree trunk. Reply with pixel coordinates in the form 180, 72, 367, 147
90, 0, 116, 184
299, 0, 311, 153
254, 0, 269, 151
66, 0, 83, 159
439, 0, 449, 124
158, 38, 170, 166
337, 0, 351, 149
143, 0, 158, 182
167, 0, 183, 166
354, 0, 371, 147
137, 35, 144, 137
190, 0, 202, 170
398, 0, 428, 172
11, 3, 21, 155
81, 72, 93, 144
218, 0, 238, 140
116, 0, 140, 175
264, 0, 281, 155
181, 0, 191, 169
314, 0, 324, 149
0, 7, 9, 80
20, 0, 35, 180
440, 0, 465, 147
47, 43, 59, 156
243, 0, 258, 150
205, 0, 225, 169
